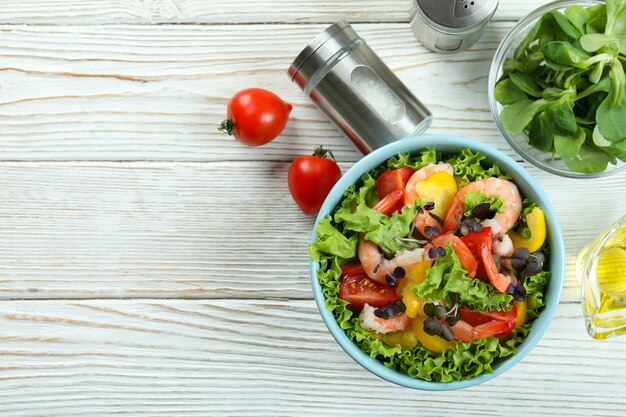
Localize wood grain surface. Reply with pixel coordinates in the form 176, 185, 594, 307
0, 300, 623, 417
0, 22, 516, 162
0, 161, 622, 299
1, 0, 625, 415
0, 0, 558, 24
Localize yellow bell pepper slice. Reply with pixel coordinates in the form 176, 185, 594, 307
514, 300, 527, 328
379, 262, 457, 353
380, 327, 418, 350
509, 207, 546, 252
414, 171, 458, 220
396, 261, 430, 318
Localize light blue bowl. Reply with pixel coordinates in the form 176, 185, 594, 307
309, 135, 565, 390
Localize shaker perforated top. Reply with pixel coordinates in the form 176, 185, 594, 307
415, 0, 499, 30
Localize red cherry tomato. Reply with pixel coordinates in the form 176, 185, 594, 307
288, 147, 342, 215
372, 189, 405, 216
339, 269, 400, 310
219, 88, 292, 146
341, 263, 366, 276
460, 227, 493, 281
376, 167, 414, 200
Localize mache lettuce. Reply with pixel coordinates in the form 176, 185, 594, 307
496, 0, 626, 174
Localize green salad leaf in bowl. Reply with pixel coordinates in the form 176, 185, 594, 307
489, 0, 626, 177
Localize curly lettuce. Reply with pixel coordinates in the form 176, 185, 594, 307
310, 216, 357, 261
512, 198, 539, 239
386, 148, 439, 170
413, 243, 514, 312
524, 270, 551, 319
463, 190, 505, 217
445, 148, 511, 186
332, 172, 421, 255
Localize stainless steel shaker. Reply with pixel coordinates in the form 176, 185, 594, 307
410, 0, 499, 53
288, 21, 432, 154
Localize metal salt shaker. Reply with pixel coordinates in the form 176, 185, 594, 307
288, 21, 432, 154
410, 0, 499, 53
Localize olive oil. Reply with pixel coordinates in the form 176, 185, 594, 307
579, 217, 626, 340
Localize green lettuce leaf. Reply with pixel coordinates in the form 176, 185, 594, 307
513, 198, 539, 239
524, 270, 551, 319
339, 172, 379, 212
413, 243, 513, 311
445, 149, 511, 186
309, 216, 358, 261
463, 190, 505, 217
386, 148, 439, 170
333, 173, 421, 255
386, 327, 526, 382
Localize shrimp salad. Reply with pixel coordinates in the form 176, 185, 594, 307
310, 149, 551, 382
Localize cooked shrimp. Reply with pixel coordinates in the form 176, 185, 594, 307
450, 318, 515, 343
404, 163, 454, 205
404, 163, 453, 239
493, 233, 514, 257
358, 237, 433, 284
413, 210, 442, 240
359, 304, 411, 334
359, 187, 435, 284
480, 243, 515, 294
442, 177, 522, 237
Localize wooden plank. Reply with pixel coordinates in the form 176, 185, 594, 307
0, 22, 531, 162
0, 0, 556, 24
0, 300, 622, 416
0, 161, 622, 300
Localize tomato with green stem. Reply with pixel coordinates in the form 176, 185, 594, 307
288, 147, 342, 215
219, 88, 292, 146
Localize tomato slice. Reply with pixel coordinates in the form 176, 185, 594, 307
376, 167, 414, 200
460, 304, 517, 337
372, 189, 405, 216
460, 227, 493, 281
339, 274, 400, 310
460, 226, 492, 251
341, 263, 366, 276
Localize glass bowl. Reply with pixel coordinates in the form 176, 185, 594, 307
488, 0, 626, 179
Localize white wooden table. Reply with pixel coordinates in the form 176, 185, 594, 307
0, 1, 624, 415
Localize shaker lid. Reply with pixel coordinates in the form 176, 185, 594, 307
289, 21, 351, 81
288, 21, 361, 90
415, 0, 498, 30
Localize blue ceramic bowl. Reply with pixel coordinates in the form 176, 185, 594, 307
309, 135, 564, 390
